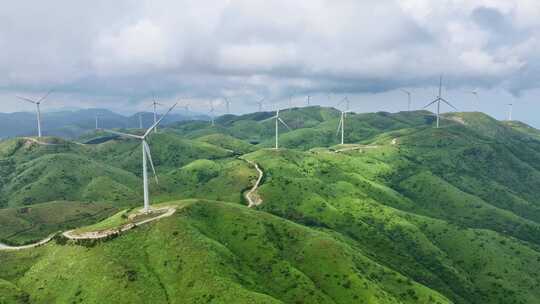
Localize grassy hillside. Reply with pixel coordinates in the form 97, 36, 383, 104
2, 109, 540, 303
0, 200, 452, 304
0, 201, 117, 246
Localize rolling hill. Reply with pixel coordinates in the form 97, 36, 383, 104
1, 108, 540, 303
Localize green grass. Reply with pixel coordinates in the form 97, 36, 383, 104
0, 200, 452, 304
0, 201, 117, 246
2, 109, 540, 303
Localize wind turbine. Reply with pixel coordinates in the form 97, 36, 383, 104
16, 90, 53, 138
507, 103, 513, 121
401, 89, 412, 111
423, 76, 457, 128
95, 114, 100, 130
336, 97, 351, 111
262, 105, 292, 149
306, 95, 311, 106
208, 100, 216, 126
224, 98, 231, 114
104, 103, 177, 213
256, 98, 265, 112
150, 95, 164, 133
336, 105, 361, 145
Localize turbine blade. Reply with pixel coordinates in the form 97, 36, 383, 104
144, 103, 178, 137
37, 90, 53, 104
440, 98, 458, 110
278, 117, 292, 131
423, 99, 439, 109
16, 96, 37, 104
143, 141, 158, 184
103, 129, 143, 139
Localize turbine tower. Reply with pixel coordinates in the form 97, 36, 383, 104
95, 114, 100, 130
273, 109, 291, 149
16, 90, 53, 138
104, 103, 177, 213
507, 103, 513, 121
208, 100, 216, 126
139, 113, 143, 129
306, 95, 311, 106
401, 89, 412, 111
150, 95, 163, 133
423, 76, 457, 128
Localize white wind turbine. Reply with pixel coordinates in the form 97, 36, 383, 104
507, 103, 513, 121
336, 96, 351, 111
208, 100, 216, 126
401, 89, 412, 111
16, 90, 53, 138
423, 76, 457, 128
150, 95, 164, 133
336, 105, 361, 145
224, 98, 232, 114
95, 114, 100, 130
105, 103, 177, 213
262, 105, 292, 149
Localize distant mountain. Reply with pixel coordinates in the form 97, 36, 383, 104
0, 109, 209, 139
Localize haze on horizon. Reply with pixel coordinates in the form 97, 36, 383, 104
1, 1, 540, 125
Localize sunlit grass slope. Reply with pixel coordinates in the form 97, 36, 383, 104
0, 200, 452, 304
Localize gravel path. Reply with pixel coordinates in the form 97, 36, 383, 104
0, 207, 176, 250
243, 160, 264, 208
0, 234, 57, 251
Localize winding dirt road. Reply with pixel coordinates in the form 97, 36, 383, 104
334, 144, 380, 153
0, 207, 176, 251
62, 207, 176, 240
0, 234, 57, 251
243, 160, 264, 208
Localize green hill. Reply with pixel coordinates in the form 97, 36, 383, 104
2, 109, 540, 303
0, 201, 117, 246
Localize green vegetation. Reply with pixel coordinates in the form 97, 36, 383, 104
0, 201, 117, 246
2, 108, 540, 303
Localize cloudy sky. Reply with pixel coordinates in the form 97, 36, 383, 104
1, 0, 540, 125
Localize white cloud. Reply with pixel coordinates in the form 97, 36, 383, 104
93, 20, 178, 74
1, 0, 540, 111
